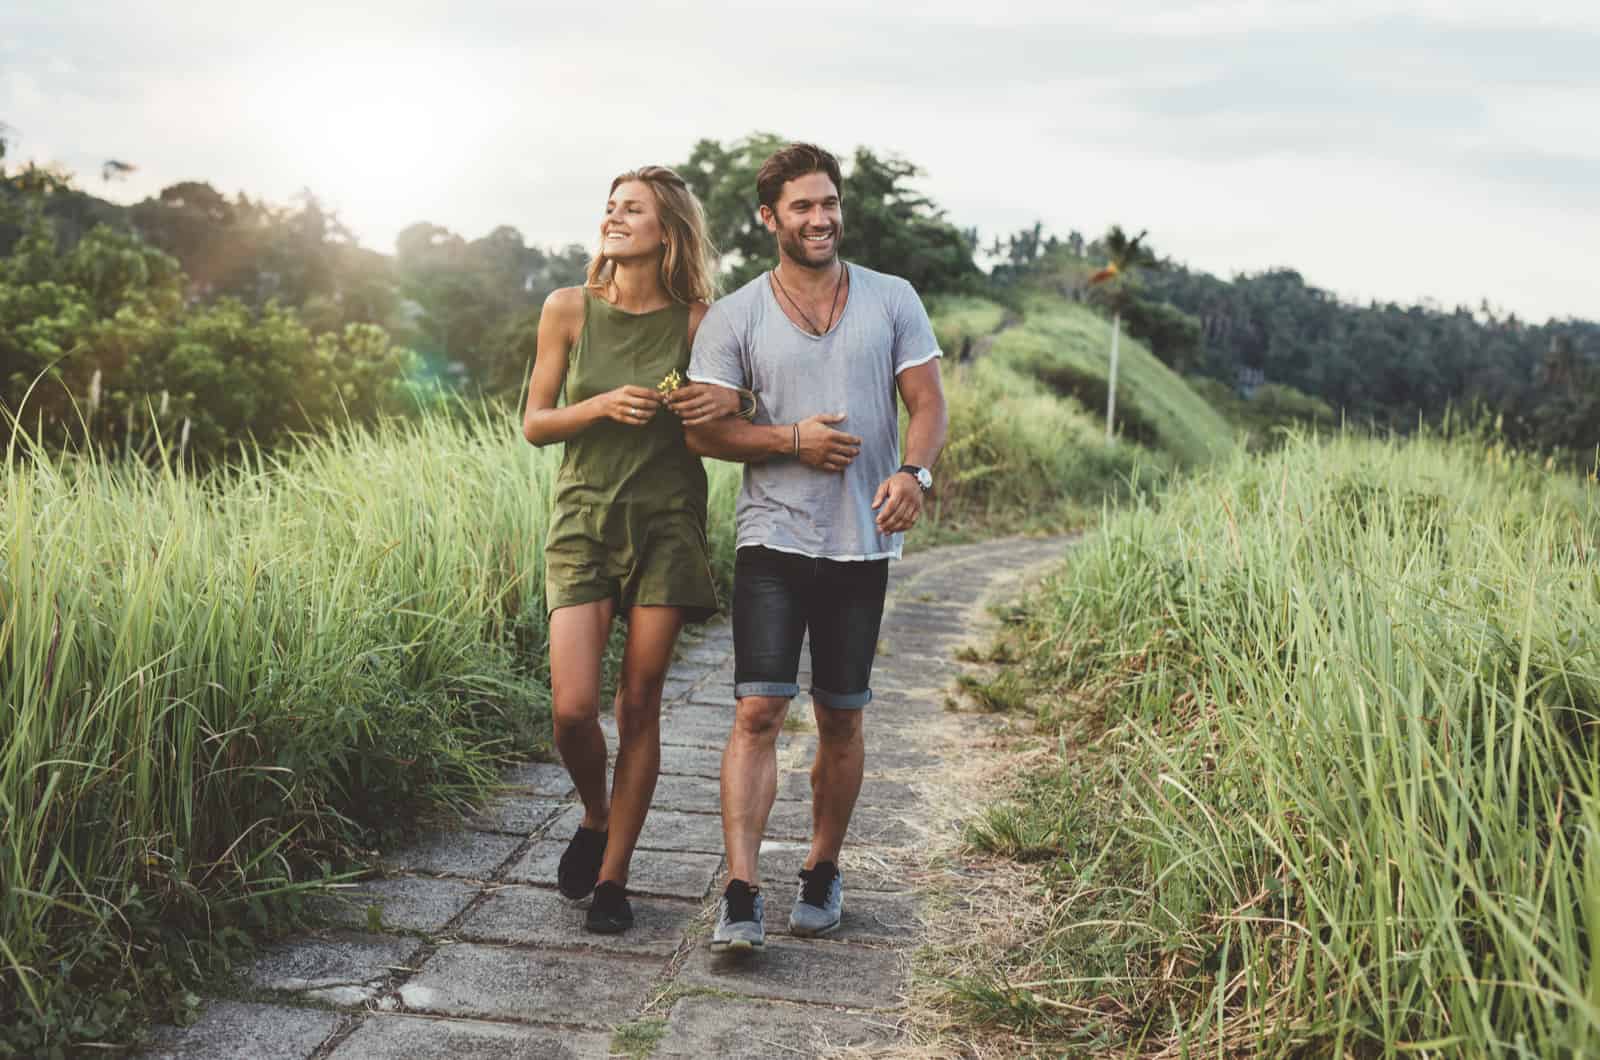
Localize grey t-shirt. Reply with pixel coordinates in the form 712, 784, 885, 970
689, 263, 941, 561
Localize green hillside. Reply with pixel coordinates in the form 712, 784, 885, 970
989, 292, 1235, 465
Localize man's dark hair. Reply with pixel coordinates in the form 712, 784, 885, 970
756, 143, 843, 211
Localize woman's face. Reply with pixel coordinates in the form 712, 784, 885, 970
600, 179, 665, 262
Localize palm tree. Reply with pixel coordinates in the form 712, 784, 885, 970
1088, 226, 1158, 443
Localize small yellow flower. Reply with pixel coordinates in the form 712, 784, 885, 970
657, 369, 683, 394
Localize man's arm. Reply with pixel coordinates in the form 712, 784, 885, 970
686, 410, 862, 468
871, 360, 948, 533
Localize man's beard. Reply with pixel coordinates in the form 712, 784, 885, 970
778, 224, 840, 270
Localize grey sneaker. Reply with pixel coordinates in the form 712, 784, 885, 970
788, 861, 843, 937
711, 879, 765, 952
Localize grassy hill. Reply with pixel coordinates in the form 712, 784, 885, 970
989, 292, 1235, 465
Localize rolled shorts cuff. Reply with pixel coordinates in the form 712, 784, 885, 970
735, 680, 800, 700
810, 685, 873, 710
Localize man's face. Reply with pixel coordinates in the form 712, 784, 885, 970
761, 171, 842, 270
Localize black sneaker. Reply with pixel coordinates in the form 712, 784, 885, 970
711, 879, 765, 952
557, 825, 607, 900
584, 881, 634, 934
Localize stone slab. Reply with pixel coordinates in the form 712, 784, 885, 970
650, 773, 722, 813
457, 883, 698, 956
247, 932, 420, 995
141, 1000, 340, 1059
307, 876, 478, 934
762, 800, 922, 848
777, 772, 921, 809
655, 996, 896, 1059
498, 761, 574, 798
506, 840, 720, 900
462, 796, 564, 835
659, 713, 735, 749
761, 889, 922, 944
329, 1014, 610, 1059
659, 743, 724, 778
676, 937, 904, 1009
546, 803, 727, 855
398, 943, 660, 1026
379, 830, 522, 879
756, 842, 916, 895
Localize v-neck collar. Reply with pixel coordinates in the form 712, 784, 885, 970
765, 262, 852, 341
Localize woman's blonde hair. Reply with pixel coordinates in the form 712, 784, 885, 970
585, 166, 718, 304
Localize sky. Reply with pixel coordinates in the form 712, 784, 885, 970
2, 1, 1597, 322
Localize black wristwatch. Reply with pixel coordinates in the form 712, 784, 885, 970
897, 464, 933, 492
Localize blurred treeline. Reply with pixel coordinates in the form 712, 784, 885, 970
3, 127, 1596, 463
989, 226, 1600, 457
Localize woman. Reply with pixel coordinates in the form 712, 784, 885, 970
522, 166, 738, 933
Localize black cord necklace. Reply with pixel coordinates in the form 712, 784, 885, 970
772, 261, 846, 336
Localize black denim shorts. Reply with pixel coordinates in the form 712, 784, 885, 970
732, 545, 889, 709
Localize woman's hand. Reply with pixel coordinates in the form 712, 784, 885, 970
665, 383, 741, 426
595, 385, 665, 426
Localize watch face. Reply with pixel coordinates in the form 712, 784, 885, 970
915, 467, 933, 491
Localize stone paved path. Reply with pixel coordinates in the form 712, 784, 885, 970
144, 536, 1069, 1059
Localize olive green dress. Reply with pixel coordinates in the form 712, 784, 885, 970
543, 291, 720, 622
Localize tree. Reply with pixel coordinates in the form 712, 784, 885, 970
1087, 226, 1159, 443
680, 133, 979, 294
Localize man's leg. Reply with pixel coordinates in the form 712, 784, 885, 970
806, 703, 864, 869
721, 546, 807, 888
721, 693, 789, 885
599, 606, 684, 887
802, 556, 889, 868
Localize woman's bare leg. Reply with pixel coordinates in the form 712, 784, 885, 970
549, 599, 616, 830
598, 605, 685, 886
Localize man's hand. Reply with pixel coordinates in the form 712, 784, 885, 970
871, 470, 923, 533
665, 382, 740, 426
797, 414, 861, 471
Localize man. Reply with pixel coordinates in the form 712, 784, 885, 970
680, 142, 947, 952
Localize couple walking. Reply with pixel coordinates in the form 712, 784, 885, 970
521, 142, 947, 950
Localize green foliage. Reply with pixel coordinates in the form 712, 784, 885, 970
680, 133, 980, 294
1187, 376, 1336, 449
0, 409, 743, 1054
952, 431, 1600, 1055
0, 205, 422, 462
924, 293, 1008, 359
988, 293, 1234, 465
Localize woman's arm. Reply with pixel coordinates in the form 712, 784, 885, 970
522, 287, 664, 445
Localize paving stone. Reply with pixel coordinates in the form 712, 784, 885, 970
398, 943, 660, 1025
545, 803, 727, 855
659, 743, 723, 778
462, 796, 564, 835
756, 841, 916, 894
762, 889, 922, 944
777, 772, 921, 809
141, 1000, 340, 1059
329, 1014, 611, 1059
676, 937, 904, 1008
765, 799, 922, 847
659, 711, 735, 749
659, 676, 701, 702
457, 883, 699, 956
506, 840, 721, 900
655, 995, 896, 1059
307, 876, 478, 934
328, 1018, 608, 1060
379, 831, 522, 878
498, 761, 574, 798
247, 932, 420, 996
650, 773, 722, 812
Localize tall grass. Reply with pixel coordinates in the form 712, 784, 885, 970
954, 432, 1600, 1056
0, 407, 740, 1051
